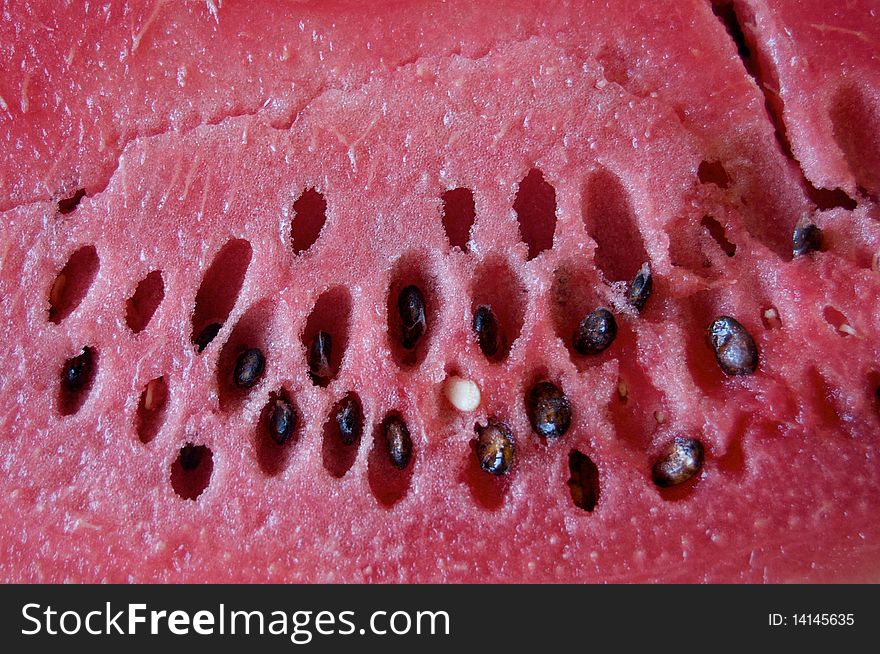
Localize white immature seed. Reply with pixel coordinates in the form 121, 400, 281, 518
50, 273, 67, 307
444, 375, 481, 412
839, 323, 857, 337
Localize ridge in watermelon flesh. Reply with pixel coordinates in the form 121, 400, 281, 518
1, 0, 880, 583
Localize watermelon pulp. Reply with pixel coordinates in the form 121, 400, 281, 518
1, 0, 880, 582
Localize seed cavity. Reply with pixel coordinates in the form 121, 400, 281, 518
628, 262, 653, 312
57, 188, 86, 214
444, 375, 481, 412
526, 380, 572, 439
652, 436, 704, 487
59, 347, 96, 416
792, 223, 823, 257
136, 376, 168, 444
125, 270, 165, 334
233, 348, 265, 388
473, 305, 500, 358
514, 168, 557, 260
441, 187, 476, 250
190, 239, 252, 352
171, 443, 213, 500
573, 307, 617, 355
194, 322, 222, 353
291, 188, 328, 255
308, 331, 332, 386
567, 449, 600, 512
708, 316, 758, 376
266, 397, 296, 445
475, 421, 514, 475
48, 245, 100, 324
398, 285, 426, 350
383, 414, 413, 470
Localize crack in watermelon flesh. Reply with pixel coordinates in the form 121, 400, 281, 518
1, 0, 880, 582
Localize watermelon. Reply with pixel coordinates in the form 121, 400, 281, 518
1, 0, 879, 583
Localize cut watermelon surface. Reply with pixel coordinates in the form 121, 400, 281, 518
1, 0, 879, 583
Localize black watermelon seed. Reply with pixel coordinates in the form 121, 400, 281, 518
573, 307, 618, 355
398, 285, 426, 349
628, 263, 653, 312
708, 316, 758, 376
233, 347, 265, 388
652, 436, 704, 487
475, 420, 515, 475
267, 397, 296, 445
792, 223, 823, 257
473, 305, 501, 358
194, 322, 222, 352
308, 330, 332, 385
383, 415, 413, 469
336, 393, 363, 446
526, 380, 572, 439
62, 347, 93, 392
179, 443, 204, 471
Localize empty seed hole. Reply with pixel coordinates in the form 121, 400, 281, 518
367, 412, 415, 508
48, 245, 99, 324
291, 188, 328, 255
256, 389, 299, 477
170, 443, 213, 500
136, 376, 168, 444
471, 256, 526, 361
126, 270, 165, 334
386, 255, 438, 369
322, 392, 363, 478
567, 449, 600, 512
701, 215, 736, 257
58, 346, 97, 416
191, 239, 252, 352
57, 188, 86, 215
441, 187, 476, 250
582, 167, 647, 283
514, 168, 557, 260
697, 160, 732, 188
302, 287, 352, 387
217, 300, 275, 412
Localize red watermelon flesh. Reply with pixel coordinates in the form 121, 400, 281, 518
1, 1, 879, 583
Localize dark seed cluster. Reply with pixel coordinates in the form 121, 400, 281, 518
526, 380, 572, 439
628, 263, 653, 312
651, 437, 704, 487
398, 285, 426, 349
792, 223, 823, 257
573, 307, 617, 355
336, 393, 363, 446
473, 305, 501, 358
233, 348, 266, 388
475, 420, 515, 475
383, 415, 413, 469
179, 443, 204, 471
62, 347, 94, 392
267, 397, 296, 445
708, 316, 758, 376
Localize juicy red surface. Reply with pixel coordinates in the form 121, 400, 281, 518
1, 0, 879, 583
